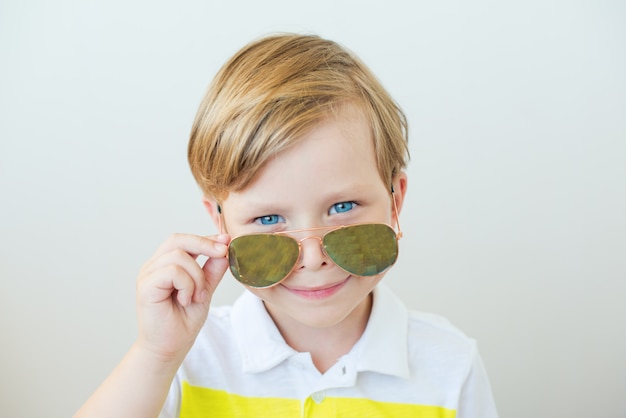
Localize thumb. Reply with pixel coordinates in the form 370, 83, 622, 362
202, 255, 230, 298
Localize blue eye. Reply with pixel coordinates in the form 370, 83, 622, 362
329, 201, 356, 214
255, 214, 284, 225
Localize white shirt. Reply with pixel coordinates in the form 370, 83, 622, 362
160, 284, 498, 417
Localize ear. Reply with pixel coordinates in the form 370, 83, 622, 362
202, 196, 222, 231
391, 171, 408, 219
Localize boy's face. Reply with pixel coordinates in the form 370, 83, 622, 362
212, 106, 407, 330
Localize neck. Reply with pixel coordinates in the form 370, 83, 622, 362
264, 293, 373, 374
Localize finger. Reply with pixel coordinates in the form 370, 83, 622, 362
201, 255, 230, 300
151, 233, 229, 261
142, 248, 205, 286
213, 233, 231, 245
139, 264, 197, 307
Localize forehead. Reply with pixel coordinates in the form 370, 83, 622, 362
223, 109, 387, 210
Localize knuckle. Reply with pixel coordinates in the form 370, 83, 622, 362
165, 263, 187, 278
168, 232, 186, 245
173, 247, 191, 258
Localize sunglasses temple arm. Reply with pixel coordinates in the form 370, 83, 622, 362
217, 204, 224, 235
391, 187, 403, 239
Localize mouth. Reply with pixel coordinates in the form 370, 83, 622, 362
283, 277, 350, 300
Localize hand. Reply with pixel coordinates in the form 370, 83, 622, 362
135, 233, 230, 363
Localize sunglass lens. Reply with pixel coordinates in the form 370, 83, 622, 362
323, 224, 398, 276
228, 234, 299, 287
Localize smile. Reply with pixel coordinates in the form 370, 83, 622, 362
282, 277, 350, 300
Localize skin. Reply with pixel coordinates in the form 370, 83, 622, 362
211, 107, 407, 372
74, 106, 407, 417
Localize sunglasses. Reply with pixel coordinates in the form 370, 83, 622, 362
220, 191, 402, 288
227, 223, 400, 288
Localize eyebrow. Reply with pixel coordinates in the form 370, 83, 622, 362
228, 198, 290, 220
231, 183, 384, 215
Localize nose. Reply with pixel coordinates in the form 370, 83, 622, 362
296, 235, 328, 271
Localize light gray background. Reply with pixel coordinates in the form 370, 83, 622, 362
1, 1, 624, 417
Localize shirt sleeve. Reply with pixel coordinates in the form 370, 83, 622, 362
457, 347, 499, 418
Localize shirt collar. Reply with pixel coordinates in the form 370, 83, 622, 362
231, 290, 297, 373
352, 283, 410, 379
230, 283, 410, 378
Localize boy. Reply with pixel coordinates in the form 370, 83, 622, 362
76, 34, 498, 417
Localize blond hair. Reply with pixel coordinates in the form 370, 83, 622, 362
188, 34, 409, 200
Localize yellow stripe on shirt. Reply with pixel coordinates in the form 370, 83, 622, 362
181, 382, 456, 418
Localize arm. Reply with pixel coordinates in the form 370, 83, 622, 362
74, 233, 230, 418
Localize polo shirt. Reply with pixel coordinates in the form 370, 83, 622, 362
160, 284, 498, 417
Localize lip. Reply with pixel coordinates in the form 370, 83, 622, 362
282, 277, 350, 300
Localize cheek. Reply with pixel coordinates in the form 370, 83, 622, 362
368, 206, 395, 227
243, 285, 273, 301
356, 274, 385, 291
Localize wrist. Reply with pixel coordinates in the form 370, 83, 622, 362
130, 341, 188, 375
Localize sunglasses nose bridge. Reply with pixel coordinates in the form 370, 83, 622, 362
297, 234, 325, 249
295, 235, 328, 263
